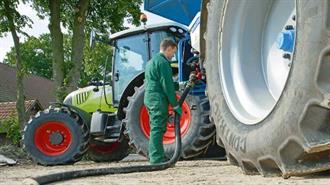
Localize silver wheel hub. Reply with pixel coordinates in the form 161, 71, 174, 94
220, 0, 296, 125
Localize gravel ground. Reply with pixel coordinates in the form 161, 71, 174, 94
1, 155, 330, 185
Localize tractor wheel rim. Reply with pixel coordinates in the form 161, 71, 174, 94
139, 97, 191, 144
220, 0, 296, 125
34, 121, 72, 156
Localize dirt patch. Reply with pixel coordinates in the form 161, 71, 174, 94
1, 157, 330, 185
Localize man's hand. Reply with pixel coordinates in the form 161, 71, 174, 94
174, 106, 182, 116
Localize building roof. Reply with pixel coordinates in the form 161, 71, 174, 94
0, 100, 42, 120
0, 63, 55, 107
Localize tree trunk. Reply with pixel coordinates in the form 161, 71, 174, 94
48, 0, 65, 101
67, 0, 90, 91
3, 0, 26, 130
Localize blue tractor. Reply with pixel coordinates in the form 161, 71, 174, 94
110, 21, 218, 159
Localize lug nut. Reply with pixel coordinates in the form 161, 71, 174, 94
285, 25, 294, 30
283, 53, 291, 60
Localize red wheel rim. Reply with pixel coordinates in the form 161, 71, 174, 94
89, 141, 120, 153
139, 95, 191, 144
34, 121, 72, 156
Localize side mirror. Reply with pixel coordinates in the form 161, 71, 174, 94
89, 29, 113, 49
89, 29, 96, 49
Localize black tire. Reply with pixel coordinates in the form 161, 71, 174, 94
23, 108, 89, 165
205, 0, 330, 177
87, 138, 129, 162
123, 85, 215, 159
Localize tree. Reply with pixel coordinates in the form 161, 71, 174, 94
0, 0, 32, 130
4, 33, 112, 86
49, 0, 66, 101
80, 40, 113, 86
32, 0, 142, 101
4, 34, 53, 79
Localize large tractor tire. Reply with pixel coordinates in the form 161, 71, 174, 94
23, 108, 89, 165
205, 0, 330, 177
123, 85, 215, 159
87, 138, 129, 162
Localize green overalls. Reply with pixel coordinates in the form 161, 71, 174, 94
144, 53, 178, 164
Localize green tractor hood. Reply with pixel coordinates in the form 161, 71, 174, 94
63, 85, 116, 113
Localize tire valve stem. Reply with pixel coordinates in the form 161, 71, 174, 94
283, 53, 291, 60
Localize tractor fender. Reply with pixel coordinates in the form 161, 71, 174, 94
51, 103, 92, 127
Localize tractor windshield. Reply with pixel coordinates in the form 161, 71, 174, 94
112, 33, 148, 102
112, 29, 182, 104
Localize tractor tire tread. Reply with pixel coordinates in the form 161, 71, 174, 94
205, 0, 330, 177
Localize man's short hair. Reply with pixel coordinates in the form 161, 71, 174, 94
160, 38, 177, 51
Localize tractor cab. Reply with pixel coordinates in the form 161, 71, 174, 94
108, 22, 189, 106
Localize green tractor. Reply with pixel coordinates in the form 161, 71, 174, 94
23, 22, 220, 165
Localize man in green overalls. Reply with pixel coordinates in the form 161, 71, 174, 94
144, 38, 182, 164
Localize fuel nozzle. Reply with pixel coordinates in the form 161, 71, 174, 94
178, 72, 198, 90
186, 72, 198, 88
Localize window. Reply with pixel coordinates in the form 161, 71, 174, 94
113, 34, 148, 102
149, 31, 180, 62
